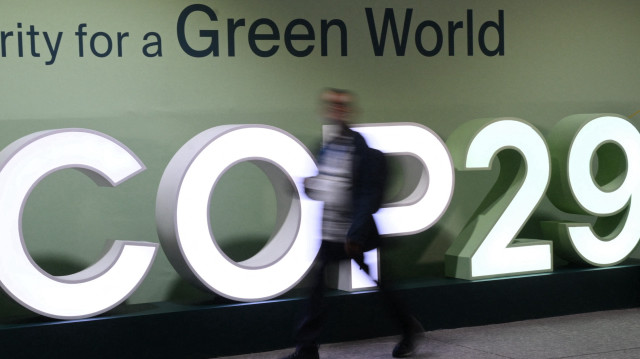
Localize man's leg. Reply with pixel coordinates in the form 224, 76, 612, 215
376, 274, 423, 358
284, 242, 346, 358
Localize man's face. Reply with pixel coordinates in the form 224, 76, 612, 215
321, 91, 353, 125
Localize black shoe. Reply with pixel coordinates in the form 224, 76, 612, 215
393, 317, 424, 357
280, 346, 319, 359
392, 337, 416, 358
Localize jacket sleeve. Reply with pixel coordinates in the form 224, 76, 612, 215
347, 133, 384, 247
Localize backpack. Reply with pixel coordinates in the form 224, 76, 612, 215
365, 146, 388, 212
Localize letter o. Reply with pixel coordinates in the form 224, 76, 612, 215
156, 125, 321, 301
90, 32, 113, 57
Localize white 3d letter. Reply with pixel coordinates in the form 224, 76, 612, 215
336, 124, 454, 290
156, 125, 321, 301
0, 129, 157, 319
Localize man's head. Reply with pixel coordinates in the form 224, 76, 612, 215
320, 88, 356, 126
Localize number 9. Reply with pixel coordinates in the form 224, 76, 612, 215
543, 114, 640, 266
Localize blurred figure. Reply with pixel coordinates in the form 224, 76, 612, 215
281, 89, 422, 359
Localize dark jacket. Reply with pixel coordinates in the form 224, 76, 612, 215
348, 130, 384, 250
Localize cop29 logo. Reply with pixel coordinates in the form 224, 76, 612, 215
0, 113, 635, 319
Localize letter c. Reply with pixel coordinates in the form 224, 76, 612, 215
0, 129, 157, 319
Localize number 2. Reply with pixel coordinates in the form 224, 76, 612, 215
445, 118, 553, 280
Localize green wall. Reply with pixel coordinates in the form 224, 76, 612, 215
1, 0, 639, 317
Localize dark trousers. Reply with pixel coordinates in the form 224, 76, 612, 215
294, 240, 415, 349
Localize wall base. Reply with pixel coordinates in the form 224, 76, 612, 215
1, 263, 639, 358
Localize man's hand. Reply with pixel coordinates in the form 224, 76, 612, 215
346, 240, 371, 275
344, 240, 363, 258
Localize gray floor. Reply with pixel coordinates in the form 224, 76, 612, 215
216, 307, 640, 359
